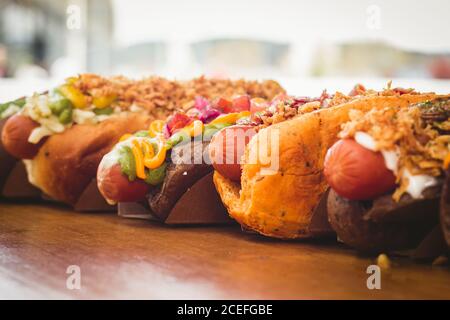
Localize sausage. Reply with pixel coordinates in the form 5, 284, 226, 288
1, 114, 43, 159
97, 163, 150, 204
209, 125, 257, 182
324, 139, 396, 200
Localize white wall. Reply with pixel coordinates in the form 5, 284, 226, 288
112, 0, 450, 52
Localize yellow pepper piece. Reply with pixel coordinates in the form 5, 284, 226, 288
148, 120, 165, 138
209, 111, 251, 125
119, 133, 133, 142
131, 140, 146, 179
144, 137, 167, 169
183, 120, 204, 137
444, 152, 450, 169
59, 85, 87, 109
65, 76, 78, 85
93, 95, 117, 109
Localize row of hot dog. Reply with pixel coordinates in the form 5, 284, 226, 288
0, 75, 448, 260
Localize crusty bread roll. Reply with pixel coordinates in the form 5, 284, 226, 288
25, 113, 152, 205
214, 93, 440, 239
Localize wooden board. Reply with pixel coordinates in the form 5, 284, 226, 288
0, 203, 448, 299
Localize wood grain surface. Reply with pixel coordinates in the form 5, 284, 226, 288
0, 203, 449, 299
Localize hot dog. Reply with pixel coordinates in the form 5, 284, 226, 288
324, 98, 450, 252
1, 75, 284, 206
97, 95, 267, 218
212, 85, 443, 239
0, 97, 43, 199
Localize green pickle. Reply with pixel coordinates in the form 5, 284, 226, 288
48, 91, 73, 124
58, 107, 73, 124
13, 97, 26, 108
49, 97, 71, 116
118, 146, 136, 181
145, 162, 167, 186
116, 120, 232, 187
165, 131, 190, 149
93, 107, 114, 115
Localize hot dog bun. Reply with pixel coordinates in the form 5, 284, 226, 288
213, 93, 440, 239
25, 113, 152, 205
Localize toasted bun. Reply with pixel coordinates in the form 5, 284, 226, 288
25, 113, 152, 205
214, 93, 441, 239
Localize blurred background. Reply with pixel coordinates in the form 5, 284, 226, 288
1, 0, 450, 98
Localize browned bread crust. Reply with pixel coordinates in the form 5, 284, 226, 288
214, 93, 441, 239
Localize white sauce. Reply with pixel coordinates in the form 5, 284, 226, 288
72, 109, 97, 125
403, 169, 438, 199
355, 131, 400, 173
354, 131, 377, 150
28, 126, 53, 144
381, 149, 400, 173
353, 131, 437, 199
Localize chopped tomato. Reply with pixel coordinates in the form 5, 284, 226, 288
166, 113, 192, 136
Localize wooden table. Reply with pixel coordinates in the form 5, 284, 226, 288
0, 203, 448, 299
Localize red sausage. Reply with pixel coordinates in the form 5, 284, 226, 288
324, 139, 396, 200
97, 163, 150, 203
1, 114, 43, 159
209, 125, 257, 182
